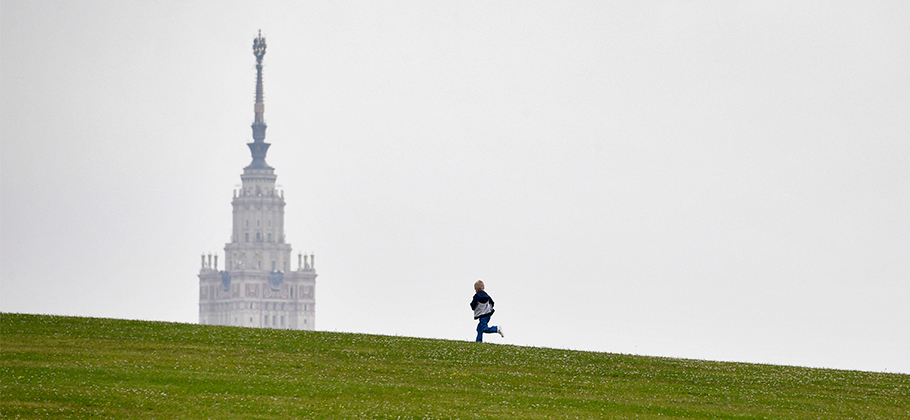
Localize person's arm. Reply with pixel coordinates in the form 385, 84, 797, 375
470, 294, 479, 310
479, 291, 494, 307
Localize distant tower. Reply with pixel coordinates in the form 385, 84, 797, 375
198, 31, 318, 330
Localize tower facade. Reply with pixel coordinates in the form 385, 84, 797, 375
198, 32, 317, 330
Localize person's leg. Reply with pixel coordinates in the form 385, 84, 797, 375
475, 316, 489, 342
476, 315, 500, 342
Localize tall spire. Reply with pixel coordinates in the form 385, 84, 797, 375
246, 30, 271, 170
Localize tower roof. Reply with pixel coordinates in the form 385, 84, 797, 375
246, 30, 272, 170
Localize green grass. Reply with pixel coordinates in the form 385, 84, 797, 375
1, 313, 907, 419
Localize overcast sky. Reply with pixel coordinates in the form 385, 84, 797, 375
2, 1, 908, 374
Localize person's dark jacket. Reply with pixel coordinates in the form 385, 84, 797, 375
470, 290, 495, 319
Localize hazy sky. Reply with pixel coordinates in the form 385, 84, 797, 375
2, 1, 908, 374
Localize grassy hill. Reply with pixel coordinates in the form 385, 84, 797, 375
1, 313, 907, 419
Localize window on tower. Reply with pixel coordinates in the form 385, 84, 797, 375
245, 233, 249, 242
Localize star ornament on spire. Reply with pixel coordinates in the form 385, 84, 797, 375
253, 30, 266, 63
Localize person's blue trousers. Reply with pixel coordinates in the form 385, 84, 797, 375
475, 315, 498, 342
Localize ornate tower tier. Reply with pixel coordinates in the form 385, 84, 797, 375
199, 31, 318, 330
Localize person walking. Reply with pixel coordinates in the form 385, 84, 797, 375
470, 280, 504, 342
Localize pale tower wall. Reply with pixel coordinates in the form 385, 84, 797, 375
199, 31, 317, 330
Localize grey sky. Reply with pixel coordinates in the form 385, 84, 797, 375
2, 1, 908, 373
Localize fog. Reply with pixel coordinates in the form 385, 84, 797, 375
2, 1, 908, 373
